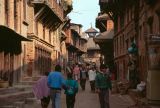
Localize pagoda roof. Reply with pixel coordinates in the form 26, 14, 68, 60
85, 27, 98, 33
94, 29, 114, 43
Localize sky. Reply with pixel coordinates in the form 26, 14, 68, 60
68, 0, 100, 32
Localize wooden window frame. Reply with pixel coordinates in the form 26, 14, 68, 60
5, 0, 9, 26
14, 0, 18, 31
23, 0, 26, 20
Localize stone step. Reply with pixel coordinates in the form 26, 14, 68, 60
24, 98, 41, 108
32, 76, 41, 81
22, 77, 33, 81
0, 106, 16, 108
0, 87, 25, 95
22, 76, 41, 82
13, 101, 25, 108
0, 91, 34, 106
13, 84, 33, 91
18, 81, 37, 86
25, 98, 37, 104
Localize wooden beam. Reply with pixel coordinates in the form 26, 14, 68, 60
34, 6, 46, 21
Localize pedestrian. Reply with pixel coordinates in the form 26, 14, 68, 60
64, 73, 78, 108
88, 67, 97, 92
80, 65, 87, 90
33, 72, 50, 108
48, 64, 66, 108
73, 63, 80, 81
95, 64, 112, 108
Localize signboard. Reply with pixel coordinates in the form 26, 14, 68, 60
148, 34, 160, 69
149, 34, 160, 45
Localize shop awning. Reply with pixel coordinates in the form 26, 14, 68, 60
0, 25, 31, 41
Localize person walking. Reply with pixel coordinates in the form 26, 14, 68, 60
80, 65, 87, 90
33, 72, 50, 108
88, 67, 97, 92
73, 63, 80, 81
95, 64, 112, 108
64, 73, 78, 108
48, 64, 66, 108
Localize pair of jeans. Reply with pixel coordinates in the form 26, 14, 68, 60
98, 89, 110, 108
50, 89, 61, 108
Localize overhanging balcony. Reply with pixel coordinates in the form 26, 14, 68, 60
30, 0, 64, 27
99, 0, 128, 21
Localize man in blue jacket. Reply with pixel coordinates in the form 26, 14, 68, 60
48, 64, 66, 108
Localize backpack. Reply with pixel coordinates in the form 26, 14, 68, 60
66, 80, 76, 95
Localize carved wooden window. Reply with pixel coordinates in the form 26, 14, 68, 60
43, 26, 45, 40
35, 21, 38, 35
122, 35, 125, 54
126, 39, 129, 53
5, 0, 9, 26
147, 16, 153, 34
139, 26, 142, 41
23, 0, 26, 20
49, 30, 51, 43
53, 31, 56, 45
158, 15, 160, 33
14, 0, 18, 31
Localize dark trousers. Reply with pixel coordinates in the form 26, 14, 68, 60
90, 80, 95, 91
41, 96, 50, 108
80, 79, 86, 90
66, 95, 76, 108
98, 89, 110, 108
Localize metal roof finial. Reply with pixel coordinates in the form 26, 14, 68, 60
91, 23, 92, 28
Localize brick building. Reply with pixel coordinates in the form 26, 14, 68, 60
0, 0, 73, 85
98, 0, 160, 103
24, 0, 73, 79
65, 23, 87, 65
0, 0, 31, 85
95, 13, 114, 72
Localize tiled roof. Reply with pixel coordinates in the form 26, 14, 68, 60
96, 13, 110, 20
87, 37, 100, 50
95, 29, 114, 40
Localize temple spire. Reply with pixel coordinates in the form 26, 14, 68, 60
91, 23, 92, 28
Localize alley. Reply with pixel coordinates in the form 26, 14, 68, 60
1, 0, 160, 107
69, 81, 134, 108
61, 80, 100, 108
62, 81, 135, 108
29, 80, 135, 108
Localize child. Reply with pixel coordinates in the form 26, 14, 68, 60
65, 73, 78, 108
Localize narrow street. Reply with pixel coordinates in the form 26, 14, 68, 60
1, 0, 160, 107
26, 81, 135, 108
62, 81, 135, 108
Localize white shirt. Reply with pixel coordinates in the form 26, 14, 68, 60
88, 69, 96, 81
